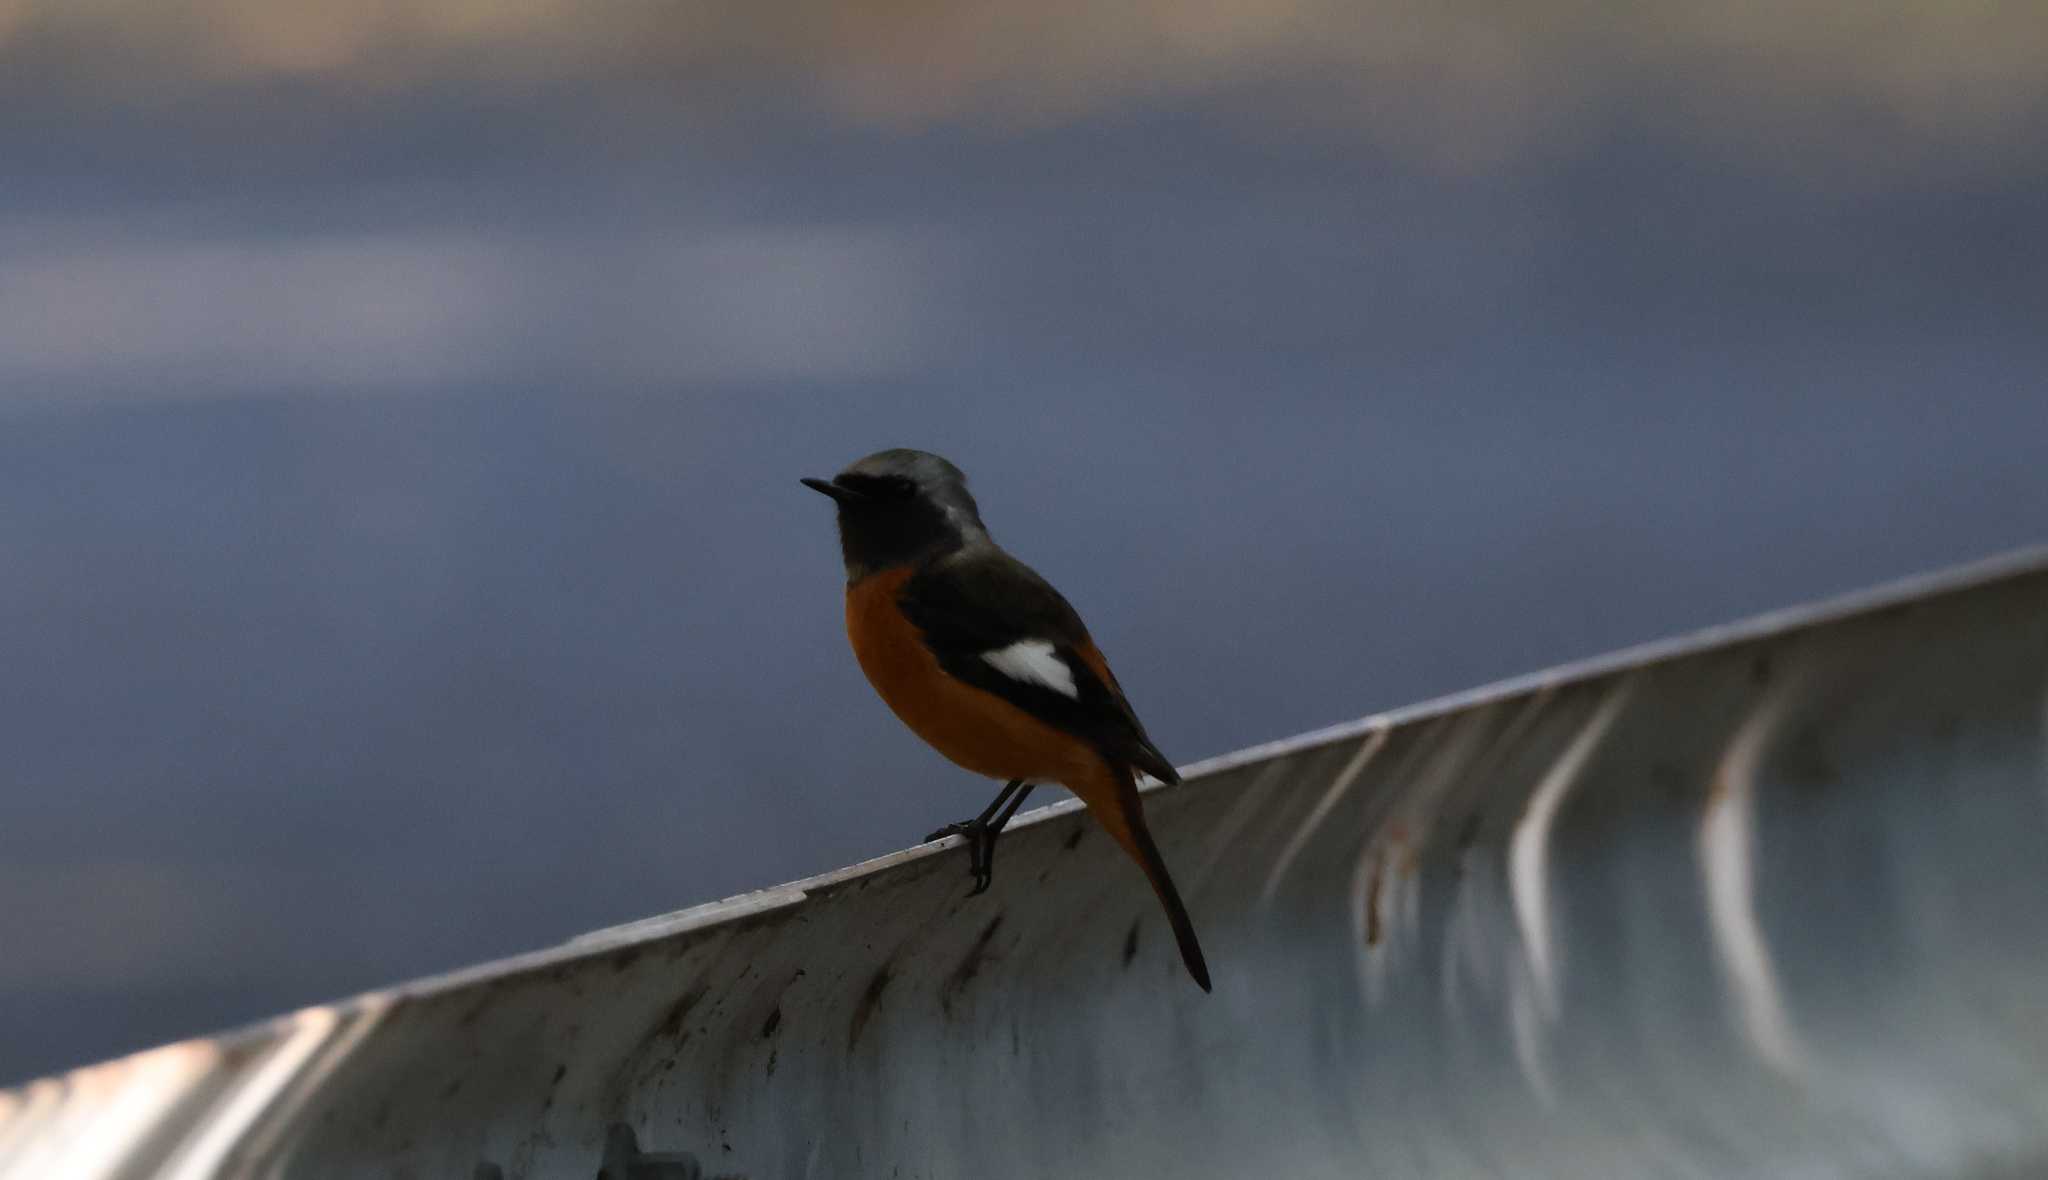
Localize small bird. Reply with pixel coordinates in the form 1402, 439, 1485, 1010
804, 449, 1210, 991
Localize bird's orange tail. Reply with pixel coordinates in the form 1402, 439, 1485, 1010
1075, 761, 1211, 992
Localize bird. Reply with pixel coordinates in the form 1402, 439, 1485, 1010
803, 448, 1210, 992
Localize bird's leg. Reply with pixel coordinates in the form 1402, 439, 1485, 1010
966, 780, 1037, 890
991, 779, 1036, 832
926, 779, 1036, 894
926, 778, 1028, 841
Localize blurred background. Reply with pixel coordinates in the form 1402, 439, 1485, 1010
2, 0, 2046, 1085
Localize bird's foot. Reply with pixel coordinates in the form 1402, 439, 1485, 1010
925, 819, 997, 895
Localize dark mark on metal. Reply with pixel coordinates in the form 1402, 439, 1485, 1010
1364, 853, 1385, 947
594, 1122, 741, 1179
847, 966, 892, 1051
941, 916, 1005, 1014
653, 987, 709, 1044
1454, 811, 1482, 861
455, 994, 494, 1029
760, 1007, 781, 1039
1121, 922, 1140, 968
1063, 828, 1085, 851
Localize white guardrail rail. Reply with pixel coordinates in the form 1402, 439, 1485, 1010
4, 547, 2048, 1179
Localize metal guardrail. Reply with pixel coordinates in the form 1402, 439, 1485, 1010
5, 547, 2047, 1179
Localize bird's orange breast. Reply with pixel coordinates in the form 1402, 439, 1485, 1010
845, 567, 1097, 784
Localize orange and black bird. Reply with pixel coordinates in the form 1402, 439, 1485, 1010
804, 449, 1209, 991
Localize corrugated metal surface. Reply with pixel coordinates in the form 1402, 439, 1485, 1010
5, 547, 2048, 1179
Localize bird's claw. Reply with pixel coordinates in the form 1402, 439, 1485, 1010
926, 819, 997, 895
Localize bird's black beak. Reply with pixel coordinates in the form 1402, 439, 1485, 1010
801, 477, 866, 506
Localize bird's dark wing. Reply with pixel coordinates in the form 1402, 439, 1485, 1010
898, 546, 1180, 784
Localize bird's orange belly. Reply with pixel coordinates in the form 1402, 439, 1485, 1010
845, 568, 1096, 784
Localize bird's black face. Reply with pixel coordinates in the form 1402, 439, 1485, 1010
803, 449, 985, 580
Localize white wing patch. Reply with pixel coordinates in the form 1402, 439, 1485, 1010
981, 639, 1079, 699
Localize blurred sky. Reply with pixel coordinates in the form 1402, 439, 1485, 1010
3, 1, 2046, 1084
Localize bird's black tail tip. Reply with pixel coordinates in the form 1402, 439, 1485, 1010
1176, 927, 1212, 992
